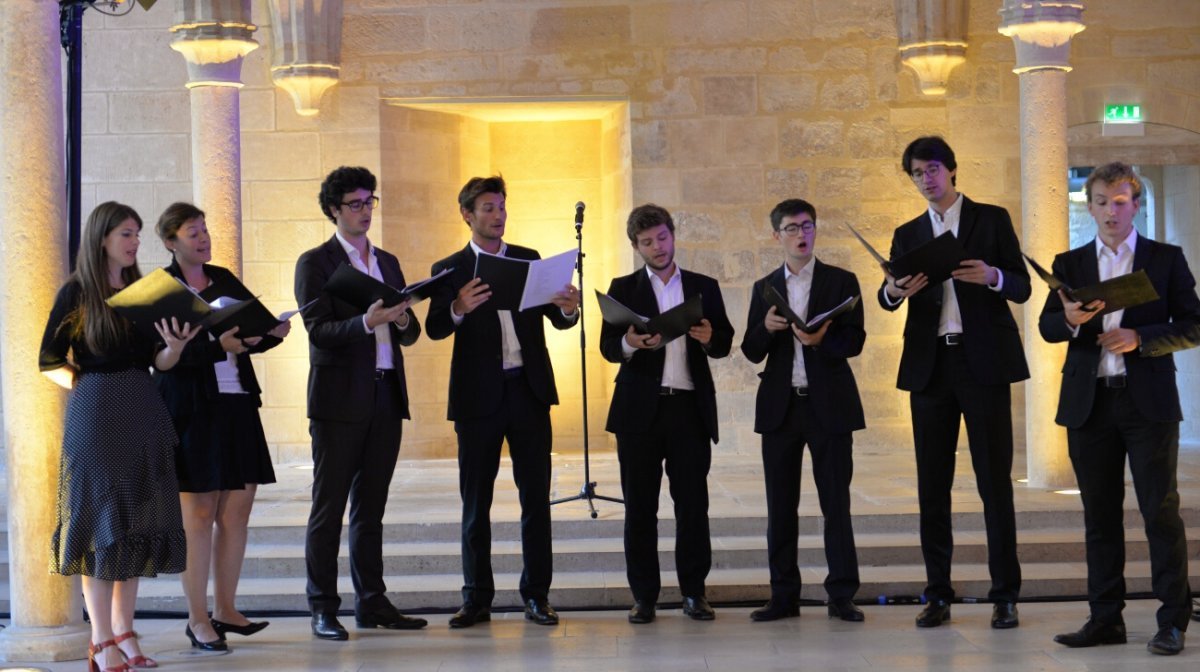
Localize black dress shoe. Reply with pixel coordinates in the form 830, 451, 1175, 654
628, 600, 656, 624
1147, 625, 1185, 655
448, 603, 491, 629
750, 599, 799, 622
524, 598, 560, 626
991, 601, 1019, 629
356, 606, 428, 630
915, 600, 951, 628
1053, 618, 1127, 648
186, 624, 229, 651
682, 596, 716, 621
827, 598, 865, 622
311, 613, 349, 641
211, 618, 269, 640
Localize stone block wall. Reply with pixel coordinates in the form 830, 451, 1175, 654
14, 0, 1195, 462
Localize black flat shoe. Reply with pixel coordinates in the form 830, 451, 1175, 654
185, 624, 228, 651
915, 600, 951, 628
1148, 625, 1185, 655
1053, 618, 1126, 648
750, 599, 799, 622
629, 600, 656, 624
211, 618, 269, 639
827, 598, 865, 622
524, 598, 560, 626
448, 603, 491, 629
311, 613, 349, 641
682, 596, 715, 621
991, 602, 1019, 629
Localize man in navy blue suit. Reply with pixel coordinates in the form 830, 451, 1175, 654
1040, 162, 1198, 655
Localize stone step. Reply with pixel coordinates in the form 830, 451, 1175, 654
125, 560, 1180, 613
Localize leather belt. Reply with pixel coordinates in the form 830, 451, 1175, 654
1099, 374, 1127, 388
503, 366, 524, 380
659, 386, 694, 396
792, 387, 809, 397
939, 333, 963, 346
374, 368, 395, 381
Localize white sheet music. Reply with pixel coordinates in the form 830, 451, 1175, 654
519, 249, 577, 311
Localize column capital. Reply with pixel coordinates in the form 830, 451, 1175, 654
894, 0, 969, 97
169, 2, 258, 88
998, 1, 1086, 74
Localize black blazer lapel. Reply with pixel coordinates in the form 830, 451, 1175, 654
632, 268, 661, 318
957, 196, 979, 247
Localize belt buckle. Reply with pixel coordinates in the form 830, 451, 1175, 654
942, 333, 962, 346
374, 368, 388, 381
793, 387, 808, 397
1105, 375, 1127, 389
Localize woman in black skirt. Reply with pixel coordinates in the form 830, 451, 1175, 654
152, 203, 290, 650
39, 201, 199, 671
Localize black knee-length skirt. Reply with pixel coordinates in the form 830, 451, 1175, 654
51, 368, 187, 580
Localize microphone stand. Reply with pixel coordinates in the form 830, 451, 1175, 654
551, 206, 623, 518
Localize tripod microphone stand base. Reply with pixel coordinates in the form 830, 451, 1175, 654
551, 481, 624, 519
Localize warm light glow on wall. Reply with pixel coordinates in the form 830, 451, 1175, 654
169, 36, 257, 65
898, 43, 968, 96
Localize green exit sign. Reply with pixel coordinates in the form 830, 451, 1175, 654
1104, 104, 1143, 123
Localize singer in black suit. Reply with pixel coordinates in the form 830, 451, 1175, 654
741, 199, 866, 623
877, 137, 1029, 629
600, 204, 734, 624
294, 167, 426, 640
1041, 163, 1197, 656
426, 175, 580, 628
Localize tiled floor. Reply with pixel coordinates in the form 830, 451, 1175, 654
8, 600, 1196, 671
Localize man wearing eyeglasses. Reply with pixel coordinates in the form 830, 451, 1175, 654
741, 199, 866, 623
877, 136, 1030, 630
294, 166, 427, 640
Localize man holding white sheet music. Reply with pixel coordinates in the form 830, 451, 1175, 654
599, 204, 734, 624
294, 166, 426, 640
740, 199, 866, 623
1039, 162, 1198, 655
426, 175, 580, 629
876, 136, 1029, 630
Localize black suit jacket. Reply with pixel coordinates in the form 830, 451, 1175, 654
426, 243, 578, 422
741, 260, 866, 435
294, 235, 420, 423
1038, 235, 1200, 428
599, 267, 734, 443
154, 260, 282, 422
876, 196, 1031, 391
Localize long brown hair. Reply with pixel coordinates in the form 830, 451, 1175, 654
69, 201, 144, 354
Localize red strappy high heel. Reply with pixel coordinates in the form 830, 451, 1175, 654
113, 631, 157, 669
87, 639, 131, 672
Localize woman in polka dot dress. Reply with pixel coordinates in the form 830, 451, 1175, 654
39, 201, 200, 671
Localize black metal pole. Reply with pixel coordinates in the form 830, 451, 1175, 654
60, 1, 85, 271
551, 207, 623, 518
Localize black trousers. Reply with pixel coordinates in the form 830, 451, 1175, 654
910, 342, 1021, 603
617, 391, 712, 602
454, 370, 553, 606
305, 372, 403, 616
761, 393, 859, 602
1068, 382, 1193, 630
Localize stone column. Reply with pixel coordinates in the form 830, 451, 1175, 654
169, 1, 258, 275
0, 0, 90, 661
999, 1, 1086, 489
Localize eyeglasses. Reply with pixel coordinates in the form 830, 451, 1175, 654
341, 196, 380, 212
909, 164, 942, 181
779, 222, 816, 236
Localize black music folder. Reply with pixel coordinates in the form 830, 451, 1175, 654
595, 290, 703, 348
1024, 254, 1159, 316
846, 224, 969, 285
474, 250, 576, 311
106, 268, 252, 335
761, 285, 860, 334
324, 264, 454, 311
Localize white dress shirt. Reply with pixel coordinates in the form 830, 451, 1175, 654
621, 264, 694, 390
336, 230, 395, 370
452, 241, 523, 370
784, 261, 814, 388
1094, 228, 1138, 378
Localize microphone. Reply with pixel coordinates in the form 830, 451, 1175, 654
575, 201, 585, 227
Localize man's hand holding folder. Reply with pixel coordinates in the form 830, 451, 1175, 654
595, 290, 704, 350
760, 285, 860, 344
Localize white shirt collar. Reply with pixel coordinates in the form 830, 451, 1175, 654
1095, 227, 1138, 258
783, 259, 815, 283
470, 239, 508, 257
928, 192, 964, 225
645, 262, 682, 286
335, 230, 374, 261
